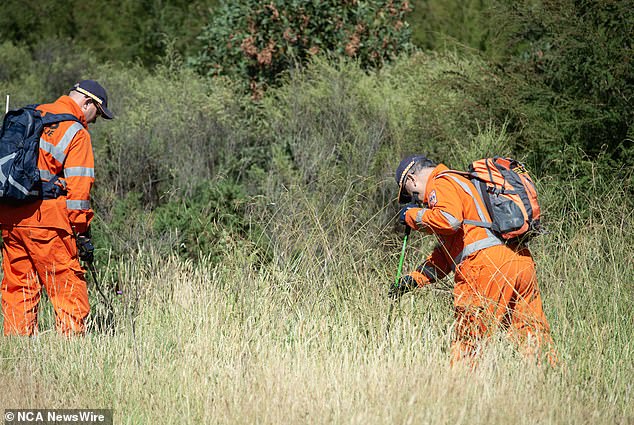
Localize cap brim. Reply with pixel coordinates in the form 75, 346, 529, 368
99, 105, 114, 120
397, 185, 412, 204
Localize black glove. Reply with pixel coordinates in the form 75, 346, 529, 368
76, 233, 94, 263
398, 203, 418, 226
388, 274, 418, 300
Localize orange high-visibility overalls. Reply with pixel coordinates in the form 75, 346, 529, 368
0, 96, 94, 336
404, 164, 555, 364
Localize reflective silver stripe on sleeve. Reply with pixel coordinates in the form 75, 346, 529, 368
464, 219, 491, 228
415, 208, 428, 225
64, 166, 95, 178
39, 122, 84, 164
66, 200, 91, 210
440, 210, 461, 231
39, 169, 55, 181
453, 236, 503, 267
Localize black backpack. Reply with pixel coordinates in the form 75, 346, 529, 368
0, 105, 80, 202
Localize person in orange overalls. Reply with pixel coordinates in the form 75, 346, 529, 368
390, 155, 556, 365
0, 80, 114, 336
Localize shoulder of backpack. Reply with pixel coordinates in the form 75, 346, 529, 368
0, 105, 81, 202
437, 157, 543, 243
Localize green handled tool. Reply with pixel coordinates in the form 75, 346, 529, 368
395, 227, 411, 286
386, 226, 411, 336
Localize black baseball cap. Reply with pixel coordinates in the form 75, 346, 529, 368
72, 80, 114, 119
395, 154, 436, 203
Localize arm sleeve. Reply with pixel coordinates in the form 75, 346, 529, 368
404, 176, 464, 236
409, 244, 452, 287
63, 130, 95, 234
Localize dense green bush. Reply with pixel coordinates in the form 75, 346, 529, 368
405, 0, 633, 178
409, 0, 497, 53
190, 0, 414, 97
0, 39, 98, 106
89, 63, 258, 207
0, 0, 219, 66
486, 0, 633, 171
257, 53, 510, 201
153, 179, 253, 261
0, 41, 32, 82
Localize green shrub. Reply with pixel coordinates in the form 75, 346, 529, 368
409, 0, 498, 54
0, 39, 97, 108
90, 63, 258, 209
0, 0, 220, 66
152, 179, 253, 261
257, 53, 509, 208
190, 0, 414, 97
91, 190, 152, 261
0, 41, 32, 82
486, 0, 634, 169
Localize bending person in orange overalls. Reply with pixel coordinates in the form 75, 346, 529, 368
0, 80, 114, 336
390, 155, 556, 365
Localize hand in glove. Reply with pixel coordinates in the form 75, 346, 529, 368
76, 233, 94, 263
398, 203, 419, 228
388, 269, 434, 299
388, 274, 418, 300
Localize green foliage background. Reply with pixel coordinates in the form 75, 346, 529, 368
0, 1, 633, 422
0, 0, 631, 276
0, 0, 631, 288
0, 0, 219, 66
190, 0, 413, 96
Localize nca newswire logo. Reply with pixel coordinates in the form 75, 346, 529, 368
4, 409, 112, 425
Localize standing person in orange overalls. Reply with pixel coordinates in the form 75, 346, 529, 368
390, 155, 556, 365
0, 80, 114, 336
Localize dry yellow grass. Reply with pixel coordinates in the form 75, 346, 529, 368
1, 218, 632, 425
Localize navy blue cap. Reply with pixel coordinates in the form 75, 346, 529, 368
395, 154, 436, 203
72, 80, 114, 119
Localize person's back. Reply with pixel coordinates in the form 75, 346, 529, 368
393, 155, 556, 365
400, 162, 504, 267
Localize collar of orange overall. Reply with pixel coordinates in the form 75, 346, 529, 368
422, 164, 449, 204
39, 96, 89, 128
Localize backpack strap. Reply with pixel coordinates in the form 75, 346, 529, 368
29, 105, 82, 199
471, 179, 495, 228
436, 170, 493, 229
24, 104, 82, 127
40, 112, 82, 126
